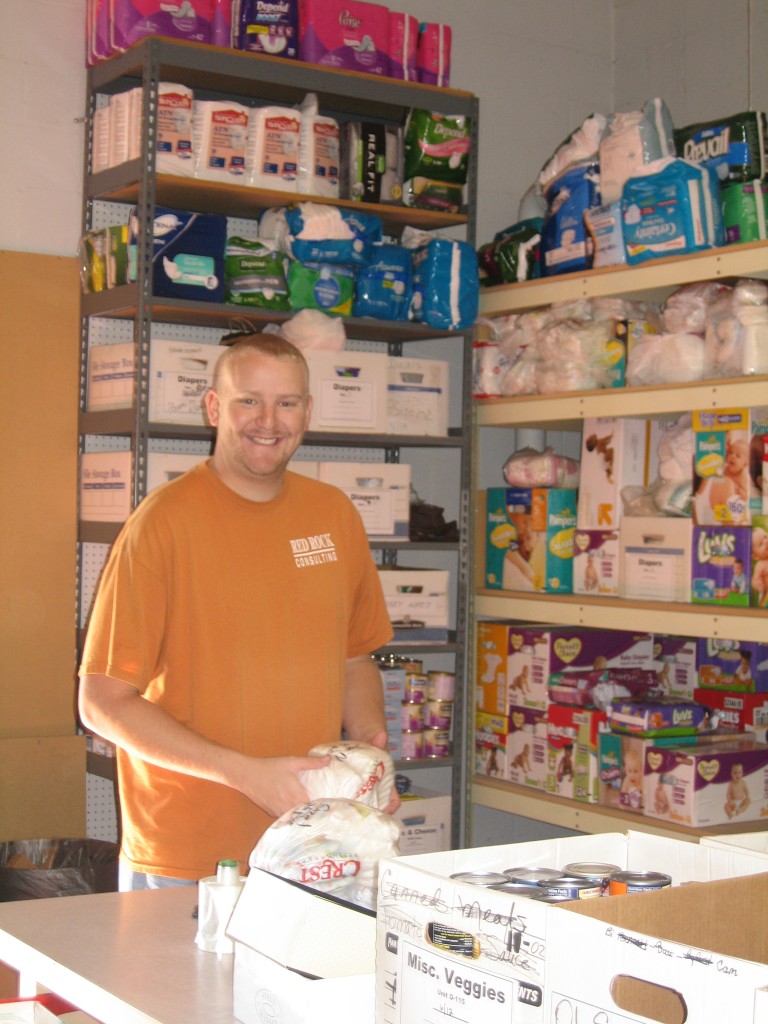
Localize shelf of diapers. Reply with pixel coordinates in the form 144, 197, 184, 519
472, 238, 768, 645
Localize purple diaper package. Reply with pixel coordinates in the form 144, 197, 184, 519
691, 525, 751, 606
298, 0, 390, 76
606, 696, 717, 737
388, 12, 419, 81
111, 0, 212, 52
416, 22, 451, 87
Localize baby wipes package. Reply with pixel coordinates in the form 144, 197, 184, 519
621, 158, 725, 266
192, 99, 249, 181
128, 205, 226, 302
224, 236, 290, 309
298, 0, 390, 76
674, 110, 768, 183
403, 229, 479, 331
235, 0, 299, 58
353, 244, 412, 321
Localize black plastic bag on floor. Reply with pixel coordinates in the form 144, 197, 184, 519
0, 838, 118, 901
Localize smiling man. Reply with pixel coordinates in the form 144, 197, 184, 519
78, 333, 394, 889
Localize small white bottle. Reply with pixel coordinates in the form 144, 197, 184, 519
195, 858, 244, 955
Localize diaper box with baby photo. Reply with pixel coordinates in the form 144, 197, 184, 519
653, 635, 699, 700
692, 407, 768, 526
505, 707, 548, 790
694, 686, 768, 733
577, 416, 648, 530
751, 512, 768, 606
572, 528, 621, 596
484, 486, 576, 593
691, 524, 751, 605
696, 637, 768, 693
547, 704, 608, 802
598, 732, 659, 814
642, 736, 768, 827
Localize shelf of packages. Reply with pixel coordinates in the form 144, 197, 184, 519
478, 237, 768, 317
88, 167, 469, 234
471, 775, 768, 843
82, 287, 467, 342
87, 36, 477, 121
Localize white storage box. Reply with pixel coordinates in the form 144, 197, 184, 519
393, 788, 451, 854
80, 451, 132, 522
149, 338, 225, 425
619, 514, 693, 601
86, 342, 135, 410
228, 867, 375, 1024
145, 451, 207, 491
375, 830, 768, 1024
305, 349, 388, 433
387, 356, 449, 437
377, 567, 450, 642
319, 461, 410, 539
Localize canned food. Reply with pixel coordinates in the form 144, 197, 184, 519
400, 702, 425, 731
450, 871, 509, 886
427, 671, 456, 701
562, 861, 622, 896
608, 870, 672, 896
402, 659, 424, 674
537, 876, 602, 900
423, 728, 450, 758
503, 866, 563, 885
400, 730, 424, 760
488, 882, 547, 899
404, 673, 428, 703
425, 699, 454, 729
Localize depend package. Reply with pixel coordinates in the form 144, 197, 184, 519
128, 205, 226, 302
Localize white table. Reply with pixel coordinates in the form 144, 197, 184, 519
0, 889, 234, 1024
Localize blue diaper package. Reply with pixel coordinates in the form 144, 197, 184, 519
128, 206, 226, 302
408, 236, 479, 330
621, 158, 725, 266
284, 206, 383, 266
353, 244, 412, 320
540, 161, 601, 277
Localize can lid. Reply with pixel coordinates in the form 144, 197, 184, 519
216, 859, 241, 884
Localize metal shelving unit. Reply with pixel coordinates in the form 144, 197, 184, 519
78, 38, 480, 848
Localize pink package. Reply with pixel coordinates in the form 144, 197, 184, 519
111, 0, 213, 53
298, 0, 390, 76
211, 0, 233, 47
88, 0, 114, 65
416, 21, 451, 87
388, 12, 418, 81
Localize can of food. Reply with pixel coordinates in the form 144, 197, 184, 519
450, 871, 510, 886
537, 876, 602, 900
400, 730, 424, 760
537, 893, 579, 904
423, 728, 450, 758
427, 671, 456, 701
562, 861, 622, 896
425, 699, 453, 730
404, 673, 428, 703
503, 866, 563, 886
400, 702, 425, 731
608, 870, 672, 896
488, 882, 547, 899
402, 659, 424, 674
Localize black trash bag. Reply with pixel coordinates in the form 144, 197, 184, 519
0, 838, 119, 901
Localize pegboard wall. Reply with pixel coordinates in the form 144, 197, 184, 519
87, 772, 119, 842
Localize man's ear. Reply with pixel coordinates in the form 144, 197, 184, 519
204, 389, 219, 427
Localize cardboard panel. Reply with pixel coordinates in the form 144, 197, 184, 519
0, 736, 86, 841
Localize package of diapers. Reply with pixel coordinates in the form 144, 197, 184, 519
599, 97, 675, 205
128, 205, 226, 303
403, 228, 479, 331
110, 0, 212, 52
288, 260, 355, 315
404, 109, 471, 187
247, 106, 301, 191
296, 94, 340, 199
621, 158, 724, 266
192, 99, 249, 181
540, 161, 601, 276
722, 180, 768, 244
353, 244, 412, 320
416, 22, 451, 87
224, 236, 290, 309
235, 0, 299, 58
477, 218, 542, 286
674, 110, 768, 183
285, 204, 382, 265
298, 0, 390, 76
298, 740, 395, 810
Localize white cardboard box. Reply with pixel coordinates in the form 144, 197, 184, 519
80, 451, 132, 521
377, 567, 450, 642
393, 787, 451, 854
387, 356, 449, 437
577, 416, 648, 530
86, 341, 135, 410
305, 349, 388, 433
228, 867, 375, 1024
319, 461, 411, 539
375, 831, 768, 1024
149, 338, 225, 425
145, 451, 207, 491
619, 515, 693, 602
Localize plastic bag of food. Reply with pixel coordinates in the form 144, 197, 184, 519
298, 740, 395, 810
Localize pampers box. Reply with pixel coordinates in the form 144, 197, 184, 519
128, 206, 226, 302
484, 487, 576, 593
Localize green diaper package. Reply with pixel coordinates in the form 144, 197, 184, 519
722, 180, 768, 243
288, 261, 355, 316
224, 236, 290, 309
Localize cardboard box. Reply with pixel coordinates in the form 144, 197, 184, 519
691, 524, 751, 605
80, 450, 132, 522
692, 407, 756, 525
229, 867, 375, 1024
305, 349, 388, 433
577, 416, 648, 530
86, 342, 135, 410
375, 831, 768, 1024
0, 735, 87, 842
548, 704, 607, 802
145, 451, 207, 492
598, 732, 664, 814
695, 686, 768, 731
475, 710, 510, 778
149, 338, 225, 426
318, 461, 410, 539
696, 637, 768, 692
386, 356, 449, 437
572, 528, 620, 595
751, 512, 768, 606
653, 635, 698, 700
643, 735, 768, 827
505, 706, 548, 789
393, 788, 451, 855
544, 873, 768, 1024
377, 568, 449, 642
619, 515, 693, 602
485, 487, 576, 592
